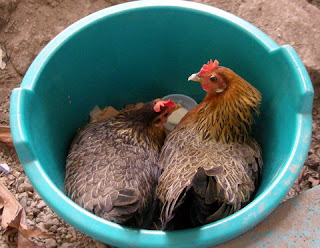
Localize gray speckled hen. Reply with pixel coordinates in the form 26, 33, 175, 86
65, 99, 177, 228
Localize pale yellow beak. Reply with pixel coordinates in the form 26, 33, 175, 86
188, 73, 201, 82
173, 103, 182, 111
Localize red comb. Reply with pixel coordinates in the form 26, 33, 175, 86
198, 59, 219, 76
153, 100, 175, 112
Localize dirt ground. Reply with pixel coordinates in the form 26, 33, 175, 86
0, 0, 319, 247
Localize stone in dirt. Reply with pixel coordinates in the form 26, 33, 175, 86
45, 238, 57, 248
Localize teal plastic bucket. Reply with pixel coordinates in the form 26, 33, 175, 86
10, 1, 313, 247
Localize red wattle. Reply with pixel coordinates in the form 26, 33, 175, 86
201, 83, 210, 92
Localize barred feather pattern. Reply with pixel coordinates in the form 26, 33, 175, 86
157, 126, 262, 228
65, 107, 165, 228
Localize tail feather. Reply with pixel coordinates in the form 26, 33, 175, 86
160, 188, 188, 230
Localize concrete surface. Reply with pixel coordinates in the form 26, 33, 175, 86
216, 185, 320, 247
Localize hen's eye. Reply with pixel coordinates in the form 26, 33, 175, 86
163, 113, 169, 117
154, 118, 161, 124
210, 75, 218, 82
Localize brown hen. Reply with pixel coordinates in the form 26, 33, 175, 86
157, 60, 263, 229
65, 99, 177, 228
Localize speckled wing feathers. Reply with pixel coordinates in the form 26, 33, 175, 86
157, 126, 262, 228
65, 119, 159, 227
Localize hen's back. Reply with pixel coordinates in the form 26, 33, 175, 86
65, 118, 159, 228
157, 126, 262, 229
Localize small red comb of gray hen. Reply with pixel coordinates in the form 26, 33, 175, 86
198, 59, 219, 76
153, 99, 175, 112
